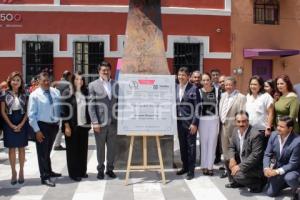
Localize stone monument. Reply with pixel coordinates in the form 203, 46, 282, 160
115, 0, 174, 169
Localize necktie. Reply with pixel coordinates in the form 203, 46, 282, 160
44, 90, 53, 104
221, 95, 229, 123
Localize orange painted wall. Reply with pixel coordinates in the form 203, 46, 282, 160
231, 0, 300, 92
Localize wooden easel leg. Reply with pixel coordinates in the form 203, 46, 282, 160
156, 136, 166, 184
125, 136, 135, 185
143, 136, 147, 168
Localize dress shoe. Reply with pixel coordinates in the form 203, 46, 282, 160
97, 172, 104, 180
50, 172, 62, 177
106, 170, 117, 179
70, 177, 81, 182
81, 174, 88, 178
292, 191, 299, 200
54, 145, 66, 151
220, 171, 228, 178
41, 179, 55, 187
248, 186, 263, 193
214, 157, 221, 164
225, 182, 244, 188
186, 172, 194, 180
176, 169, 188, 176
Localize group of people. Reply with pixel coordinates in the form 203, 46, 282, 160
0, 61, 118, 187
0, 61, 300, 199
176, 67, 300, 199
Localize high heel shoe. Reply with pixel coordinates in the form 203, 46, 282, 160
18, 170, 24, 184
202, 168, 208, 175
11, 179, 17, 185
11, 171, 17, 185
18, 178, 25, 184
208, 170, 214, 176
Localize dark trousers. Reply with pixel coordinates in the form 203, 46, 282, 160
36, 121, 59, 180
65, 126, 89, 178
177, 120, 196, 173
232, 171, 265, 189
266, 171, 300, 197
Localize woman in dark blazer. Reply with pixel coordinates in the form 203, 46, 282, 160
62, 72, 90, 182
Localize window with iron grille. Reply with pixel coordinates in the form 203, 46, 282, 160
74, 42, 104, 83
173, 43, 201, 74
23, 41, 53, 84
254, 0, 279, 25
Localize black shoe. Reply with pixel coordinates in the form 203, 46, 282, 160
54, 145, 66, 151
186, 172, 194, 180
249, 186, 263, 193
11, 179, 17, 185
81, 174, 88, 178
106, 170, 117, 179
176, 169, 188, 175
41, 179, 55, 187
292, 191, 299, 200
214, 158, 221, 164
70, 177, 81, 182
18, 179, 25, 184
97, 172, 104, 180
225, 182, 244, 188
50, 172, 62, 177
220, 171, 228, 178
219, 166, 225, 170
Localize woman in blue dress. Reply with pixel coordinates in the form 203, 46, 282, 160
1, 71, 28, 185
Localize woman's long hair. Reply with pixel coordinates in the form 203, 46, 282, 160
275, 74, 295, 96
71, 71, 88, 95
7, 71, 25, 95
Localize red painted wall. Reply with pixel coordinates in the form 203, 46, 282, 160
2, 0, 53, 4
0, 10, 230, 81
0, 12, 230, 52
61, 0, 224, 9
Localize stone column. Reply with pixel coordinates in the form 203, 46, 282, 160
115, 0, 174, 169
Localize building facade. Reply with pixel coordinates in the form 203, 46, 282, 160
0, 0, 231, 84
231, 0, 300, 92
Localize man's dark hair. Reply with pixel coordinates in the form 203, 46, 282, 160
62, 70, 71, 80
38, 72, 49, 80
97, 61, 112, 71
211, 69, 220, 74
178, 67, 190, 75
278, 116, 294, 128
235, 110, 249, 119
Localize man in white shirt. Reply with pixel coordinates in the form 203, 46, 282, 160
264, 116, 300, 199
226, 111, 265, 193
219, 76, 246, 179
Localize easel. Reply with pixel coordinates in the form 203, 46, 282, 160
125, 135, 166, 185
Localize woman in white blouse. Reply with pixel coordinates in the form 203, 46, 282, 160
62, 72, 90, 182
246, 75, 274, 140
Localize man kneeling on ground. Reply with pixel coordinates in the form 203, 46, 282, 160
264, 116, 300, 199
226, 110, 265, 193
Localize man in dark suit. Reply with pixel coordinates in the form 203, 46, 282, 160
264, 116, 300, 199
226, 111, 265, 193
88, 61, 118, 180
176, 67, 200, 180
